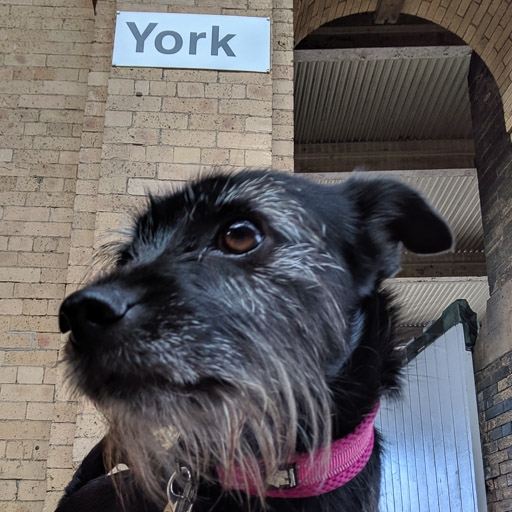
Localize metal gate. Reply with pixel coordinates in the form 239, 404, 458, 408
376, 301, 486, 511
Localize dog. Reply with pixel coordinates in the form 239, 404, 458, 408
56, 170, 452, 512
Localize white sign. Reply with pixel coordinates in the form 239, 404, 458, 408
113, 12, 271, 73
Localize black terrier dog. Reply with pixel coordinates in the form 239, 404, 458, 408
56, 171, 452, 512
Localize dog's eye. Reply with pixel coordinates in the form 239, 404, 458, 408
219, 221, 263, 255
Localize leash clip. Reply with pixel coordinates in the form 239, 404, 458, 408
164, 466, 195, 512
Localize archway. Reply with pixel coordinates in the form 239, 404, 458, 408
292, 2, 512, 510
294, 0, 512, 136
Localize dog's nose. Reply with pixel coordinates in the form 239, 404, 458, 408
59, 287, 131, 340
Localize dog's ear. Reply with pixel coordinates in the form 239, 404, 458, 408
338, 176, 453, 293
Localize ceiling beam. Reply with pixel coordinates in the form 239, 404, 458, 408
374, 0, 406, 24
296, 168, 478, 182
294, 45, 471, 62
297, 23, 466, 50
295, 140, 475, 173
397, 252, 487, 279
314, 25, 453, 36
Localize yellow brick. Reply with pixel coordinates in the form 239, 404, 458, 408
18, 95, 66, 109
273, 155, 294, 172
273, 124, 293, 140
86, 71, 109, 88
148, 80, 177, 96
0, 283, 14, 298
43, 491, 62, 512
0, 149, 13, 162
162, 97, 217, 114
229, 149, 245, 166
127, 178, 171, 196
177, 83, 205, 98
247, 85, 272, 101
0, 385, 54, 403
98, 177, 127, 194
17, 480, 46, 501
0, 402, 27, 420
47, 444, 73, 469
68, 247, 93, 266
0, 459, 47, 480
17, 366, 44, 384
108, 95, 161, 112
217, 132, 271, 150
188, 114, 245, 132
73, 436, 102, 463
219, 99, 272, 116
245, 150, 272, 167
18, 253, 69, 269
0, 267, 40, 283
4, 351, 58, 367
200, 148, 230, 165
0, 420, 51, 442
75, 413, 107, 438
49, 422, 75, 446
174, 147, 201, 164
103, 127, 159, 145
9, 315, 59, 333
107, 78, 134, 96
0, 252, 18, 267
21, 222, 71, 238
0, 367, 17, 384
157, 164, 202, 181
246, 117, 272, 133
219, 71, 269, 85
0, 299, 23, 315
33, 440, 49, 461
104, 110, 132, 127
205, 83, 236, 99
26, 402, 55, 421
146, 146, 175, 163
272, 140, 294, 156
46, 468, 75, 492
43, 366, 57, 385
6, 440, 33, 459
53, 401, 77, 423
41, 179, 65, 193
14, 283, 65, 299
22, 299, 49, 316
0, 332, 33, 350
0, 480, 17, 500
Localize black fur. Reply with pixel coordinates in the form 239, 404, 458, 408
56, 171, 452, 512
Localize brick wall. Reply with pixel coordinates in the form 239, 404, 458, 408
469, 52, 512, 512
40, 0, 294, 509
294, 0, 512, 137
0, 2, 94, 511
475, 351, 512, 511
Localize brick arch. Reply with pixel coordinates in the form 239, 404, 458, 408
294, 0, 512, 136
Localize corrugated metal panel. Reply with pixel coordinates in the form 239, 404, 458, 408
294, 46, 473, 144
386, 280, 489, 326
377, 323, 486, 511
299, 171, 484, 251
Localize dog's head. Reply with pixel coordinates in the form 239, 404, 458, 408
60, 170, 452, 498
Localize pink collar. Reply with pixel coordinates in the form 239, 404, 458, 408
220, 403, 379, 499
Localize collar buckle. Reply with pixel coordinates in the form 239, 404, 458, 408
268, 463, 298, 490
